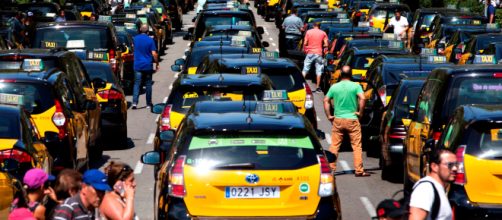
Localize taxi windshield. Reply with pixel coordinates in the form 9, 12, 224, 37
33, 27, 111, 51
0, 113, 20, 139
185, 134, 318, 170
447, 77, 502, 117
420, 14, 436, 29
171, 87, 262, 113
466, 124, 502, 160
0, 82, 54, 114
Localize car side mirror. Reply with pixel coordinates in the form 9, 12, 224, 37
141, 151, 160, 165
152, 103, 166, 114
171, 64, 181, 72
92, 78, 107, 90
44, 131, 60, 144
323, 150, 336, 163
85, 100, 97, 110
257, 26, 265, 35
262, 41, 270, 47
175, 58, 185, 65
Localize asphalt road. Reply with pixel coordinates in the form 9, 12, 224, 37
94, 5, 402, 220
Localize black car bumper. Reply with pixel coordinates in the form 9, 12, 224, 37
449, 185, 502, 219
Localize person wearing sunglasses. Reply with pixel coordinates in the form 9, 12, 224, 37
99, 161, 138, 220
409, 149, 458, 220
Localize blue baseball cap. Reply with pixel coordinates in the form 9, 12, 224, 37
83, 169, 111, 191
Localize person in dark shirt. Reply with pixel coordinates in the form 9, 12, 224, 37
51, 170, 111, 220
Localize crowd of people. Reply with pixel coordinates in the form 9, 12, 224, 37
8, 161, 137, 220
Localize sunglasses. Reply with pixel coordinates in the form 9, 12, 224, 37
441, 162, 459, 170
116, 165, 133, 180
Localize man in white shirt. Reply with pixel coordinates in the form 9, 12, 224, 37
409, 149, 458, 220
384, 10, 409, 41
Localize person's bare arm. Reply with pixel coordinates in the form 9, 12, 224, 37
323, 96, 335, 122
34, 205, 46, 220
152, 50, 159, 71
408, 207, 428, 220
356, 92, 365, 118
100, 189, 135, 220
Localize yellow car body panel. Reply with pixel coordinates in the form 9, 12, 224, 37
96, 83, 114, 103
0, 139, 19, 151
80, 12, 92, 18
444, 44, 454, 61
183, 164, 321, 217
188, 67, 197, 74
267, 0, 279, 6
353, 69, 367, 79
405, 120, 430, 183
458, 53, 471, 65
371, 17, 388, 31
0, 172, 15, 219
287, 89, 306, 114
169, 111, 186, 130
463, 154, 502, 204
30, 106, 58, 139
328, 0, 340, 9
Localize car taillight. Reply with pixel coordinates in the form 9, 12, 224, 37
494, 73, 502, 78
0, 55, 33, 61
169, 155, 186, 198
369, 16, 374, 27
378, 85, 386, 106
454, 145, 466, 185
160, 104, 172, 131
109, 49, 117, 72
317, 155, 334, 197
123, 53, 134, 62
389, 133, 406, 139
433, 131, 442, 141
304, 83, 314, 109
98, 89, 123, 100
52, 99, 66, 139
0, 149, 32, 163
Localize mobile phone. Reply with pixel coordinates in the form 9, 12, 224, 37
114, 181, 125, 196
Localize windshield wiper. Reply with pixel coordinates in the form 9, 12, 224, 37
214, 162, 256, 169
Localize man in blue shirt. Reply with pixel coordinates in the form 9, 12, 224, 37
132, 24, 159, 109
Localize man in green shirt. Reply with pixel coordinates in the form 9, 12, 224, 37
323, 65, 370, 177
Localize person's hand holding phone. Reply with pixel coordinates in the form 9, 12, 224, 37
123, 181, 136, 201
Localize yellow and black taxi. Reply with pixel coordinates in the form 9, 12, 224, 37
379, 78, 425, 181
135, 9, 167, 55
481, 41, 502, 63
365, 3, 411, 31
327, 30, 383, 60
457, 33, 502, 65
32, 21, 126, 82
187, 8, 258, 41
112, 13, 143, 34
425, 12, 487, 48
433, 105, 502, 219
409, 8, 459, 53
141, 100, 341, 219
0, 49, 102, 166
325, 43, 409, 93
361, 54, 454, 156
172, 45, 252, 74
202, 25, 269, 48
196, 53, 319, 129
114, 26, 135, 92
0, 169, 23, 219
162, 0, 183, 31
82, 61, 127, 146
348, 1, 376, 22
17, 2, 61, 22
0, 102, 52, 176
404, 64, 502, 193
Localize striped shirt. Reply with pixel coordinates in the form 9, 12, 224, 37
52, 194, 94, 220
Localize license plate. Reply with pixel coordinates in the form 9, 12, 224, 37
225, 186, 280, 198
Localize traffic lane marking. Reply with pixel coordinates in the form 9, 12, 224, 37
146, 133, 155, 145
134, 161, 144, 174
360, 196, 376, 218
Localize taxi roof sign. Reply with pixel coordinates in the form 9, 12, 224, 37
474, 55, 496, 64
22, 59, 44, 72
46, 13, 56, 17
260, 51, 279, 59
331, 7, 343, 12
66, 40, 85, 49
238, 31, 252, 37
251, 47, 262, 54
421, 48, 437, 56
388, 40, 404, 49
236, 21, 250, 26
98, 15, 112, 22
0, 93, 24, 106
358, 22, 370, 27
339, 18, 351, 24
427, 55, 447, 63
487, 23, 500, 29
368, 27, 381, 33
382, 33, 396, 40
263, 90, 288, 101
124, 22, 136, 29
337, 14, 348, 19
125, 13, 136, 19
241, 66, 261, 74
256, 102, 284, 115
137, 9, 146, 15
231, 38, 246, 47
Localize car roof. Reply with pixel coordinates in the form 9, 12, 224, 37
190, 101, 298, 114
0, 68, 62, 82
0, 48, 68, 57
36, 21, 113, 28
471, 33, 502, 40
371, 3, 410, 9
434, 64, 502, 75
191, 45, 249, 53
216, 57, 297, 68
460, 105, 502, 122
174, 74, 269, 88
417, 8, 459, 14
353, 46, 409, 54
82, 60, 111, 68
207, 25, 254, 32
201, 9, 250, 15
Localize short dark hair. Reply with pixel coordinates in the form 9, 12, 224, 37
394, 9, 401, 14
428, 148, 454, 172
313, 22, 321, 28
291, 8, 297, 14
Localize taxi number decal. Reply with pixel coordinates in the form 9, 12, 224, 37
43, 41, 57, 48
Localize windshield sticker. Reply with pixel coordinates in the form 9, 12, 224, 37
491, 129, 502, 141
189, 135, 314, 150
472, 83, 502, 91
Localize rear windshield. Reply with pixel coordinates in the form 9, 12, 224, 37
476, 37, 502, 51
83, 63, 116, 83
185, 134, 318, 170
75, 3, 95, 12
0, 112, 20, 139
394, 85, 422, 119
33, 27, 112, 51
370, 10, 387, 19
204, 15, 250, 27
18, 5, 57, 17
0, 82, 54, 114
465, 124, 502, 160
446, 77, 502, 118
170, 87, 262, 113
420, 14, 436, 28
352, 55, 374, 69
445, 17, 483, 25
218, 66, 304, 91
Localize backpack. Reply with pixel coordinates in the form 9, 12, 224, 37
404, 180, 441, 220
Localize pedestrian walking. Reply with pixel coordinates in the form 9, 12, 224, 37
302, 22, 328, 92
375, 199, 407, 220
323, 65, 370, 177
55, 9, 66, 22
99, 161, 138, 220
487, 0, 497, 23
282, 8, 303, 35
481, 0, 499, 17
383, 10, 409, 41
132, 24, 159, 109
51, 169, 111, 220
21, 168, 56, 220
408, 149, 458, 220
